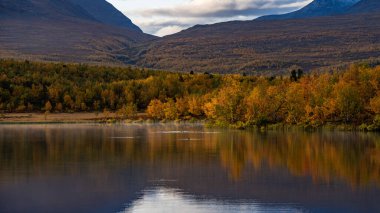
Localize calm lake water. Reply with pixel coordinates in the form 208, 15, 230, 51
0, 124, 380, 213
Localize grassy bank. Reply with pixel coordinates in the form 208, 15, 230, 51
0, 113, 150, 124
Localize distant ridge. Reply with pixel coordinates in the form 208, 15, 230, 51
347, 0, 380, 14
136, 3, 380, 74
258, 0, 360, 20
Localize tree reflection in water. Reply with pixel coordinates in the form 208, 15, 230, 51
0, 124, 380, 213
0, 124, 379, 188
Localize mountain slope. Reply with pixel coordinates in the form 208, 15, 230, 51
68, 0, 142, 32
259, 0, 359, 20
0, 0, 153, 64
347, 0, 380, 13
0, 0, 99, 20
136, 11, 380, 74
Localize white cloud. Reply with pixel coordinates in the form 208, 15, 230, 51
155, 26, 186, 37
141, 0, 312, 18
108, 0, 313, 36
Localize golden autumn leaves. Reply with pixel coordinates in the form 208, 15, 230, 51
1, 59, 380, 129
147, 65, 380, 129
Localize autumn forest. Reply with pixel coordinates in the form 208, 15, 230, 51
0, 59, 380, 130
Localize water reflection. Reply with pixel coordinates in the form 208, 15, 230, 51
0, 124, 379, 212
123, 187, 304, 213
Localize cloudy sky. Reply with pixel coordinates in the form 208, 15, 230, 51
106, 0, 312, 36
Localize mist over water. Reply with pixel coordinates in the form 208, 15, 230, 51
0, 124, 379, 213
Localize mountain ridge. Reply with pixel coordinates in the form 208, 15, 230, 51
0, 0, 96, 20
0, 0, 153, 64
1, 0, 380, 73
258, 0, 360, 20
347, 0, 380, 13
68, 0, 142, 32
135, 0, 380, 74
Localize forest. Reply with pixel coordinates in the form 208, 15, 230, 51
0, 59, 379, 130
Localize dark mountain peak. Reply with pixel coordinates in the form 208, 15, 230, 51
0, 0, 96, 20
0, 0, 141, 32
0, 0, 153, 65
68, 0, 142, 32
258, 0, 360, 20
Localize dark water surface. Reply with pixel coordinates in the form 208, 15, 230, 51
0, 124, 379, 213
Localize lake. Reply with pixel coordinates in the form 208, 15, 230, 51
0, 123, 379, 213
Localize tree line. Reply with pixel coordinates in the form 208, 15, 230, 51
0, 59, 379, 129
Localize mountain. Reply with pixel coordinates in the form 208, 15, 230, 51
0, 0, 96, 20
1, 0, 380, 72
258, 0, 360, 20
347, 0, 380, 13
132, 0, 380, 74
0, 0, 153, 64
135, 10, 380, 74
68, 0, 142, 32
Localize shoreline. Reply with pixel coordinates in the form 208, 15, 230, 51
0, 113, 147, 124
0, 113, 379, 132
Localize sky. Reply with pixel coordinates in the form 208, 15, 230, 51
106, 0, 313, 37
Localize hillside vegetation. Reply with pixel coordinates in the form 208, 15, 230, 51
137, 12, 380, 74
1, 0, 380, 75
1, 60, 380, 130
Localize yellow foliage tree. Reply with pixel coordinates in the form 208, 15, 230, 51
44, 101, 52, 112
305, 74, 335, 124
175, 98, 189, 117
163, 99, 179, 120
245, 83, 285, 125
370, 93, 380, 114
63, 94, 74, 110
117, 103, 137, 119
285, 83, 306, 124
203, 78, 245, 123
147, 99, 165, 119
334, 81, 363, 122
188, 95, 204, 117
